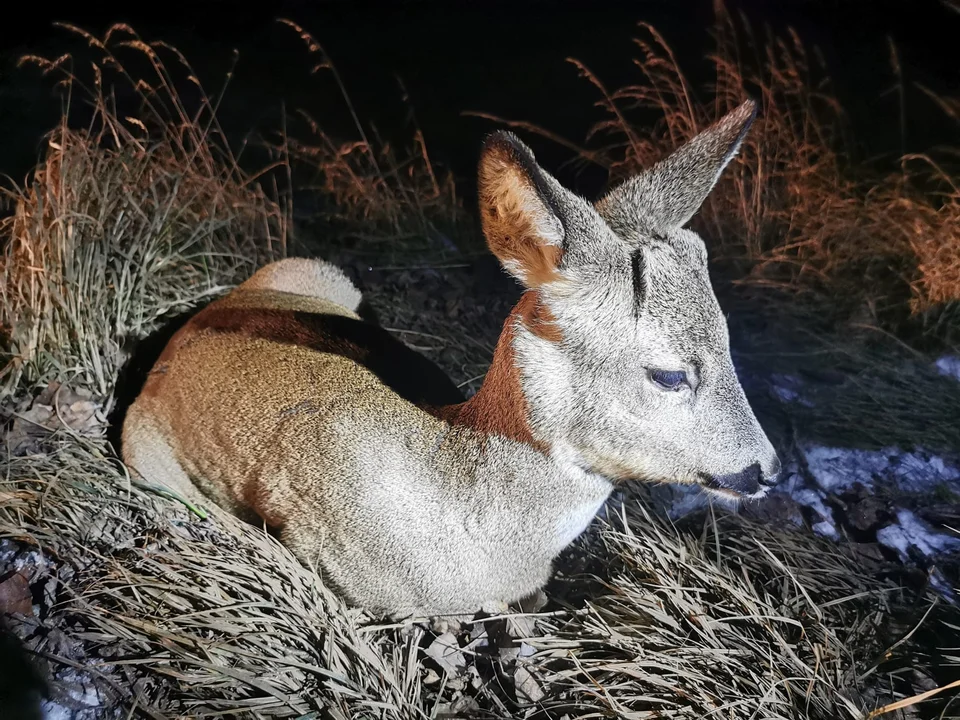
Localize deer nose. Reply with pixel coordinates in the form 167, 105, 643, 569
706, 463, 762, 495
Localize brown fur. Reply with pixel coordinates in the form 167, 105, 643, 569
145, 289, 464, 412
516, 290, 562, 343
479, 144, 563, 288
433, 298, 545, 450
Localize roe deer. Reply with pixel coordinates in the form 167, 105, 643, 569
122, 99, 780, 617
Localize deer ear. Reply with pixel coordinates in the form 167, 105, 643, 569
599, 99, 757, 233
478, 132, 565, 288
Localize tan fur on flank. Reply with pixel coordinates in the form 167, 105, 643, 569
123, 102, 780, 617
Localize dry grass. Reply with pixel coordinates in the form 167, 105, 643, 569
0, 430, 945, 718
0, 23, 287, 404
530, 498, 939, 720
0, 19, 954, 720
1, 434, 428, 719
278, 20, 472, 261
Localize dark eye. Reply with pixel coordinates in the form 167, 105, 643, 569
650, 369, 689, 391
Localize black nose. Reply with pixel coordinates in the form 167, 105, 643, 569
706, 463, 762, 495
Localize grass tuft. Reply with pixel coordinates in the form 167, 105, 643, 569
278, 19, 471, 261
0, 23, 287, 404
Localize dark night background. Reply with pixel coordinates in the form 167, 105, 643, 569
2, 0, 958, 204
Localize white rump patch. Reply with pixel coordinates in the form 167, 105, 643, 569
241, 257, 363, 312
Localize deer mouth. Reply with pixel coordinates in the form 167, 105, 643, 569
697, 464, 773, 500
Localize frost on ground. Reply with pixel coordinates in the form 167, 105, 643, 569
803, 444, 960, 495
0, 540, 113, 720
936, 355, 960, 382
877, 509, 960, 558
792, 444, 960, 596
40, 672, 106, 720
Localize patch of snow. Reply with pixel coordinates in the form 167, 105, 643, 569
877, 510, 960, 601
811, 520, 840, 540
0, 540, 47, 578
935, 355, 960, 382
876, 509, 960, 560
802, 445, 891, 492
801, 445, 960, 494
41, 669, 105, 720
12, 549, 46, 575
896, 452, 960, 493
41, 702, 73, 720
928, 570, 957, 600
790, 487, 829, 521
0, 539, 17, 568
773, 469, 839, 538
795, 491, 838, 539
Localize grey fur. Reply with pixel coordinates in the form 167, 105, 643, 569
503, 99, 779, 496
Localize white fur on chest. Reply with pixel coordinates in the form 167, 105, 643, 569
332, 429, 612, 612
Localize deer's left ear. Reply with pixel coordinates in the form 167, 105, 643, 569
478, 132, 566, 288
598, 99, 757, 232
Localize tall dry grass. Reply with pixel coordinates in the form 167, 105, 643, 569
279, 20, 470, 258
0, 24, 288, 404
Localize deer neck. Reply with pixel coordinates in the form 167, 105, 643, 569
422, 293, 612, 556
429, 291, 555, 452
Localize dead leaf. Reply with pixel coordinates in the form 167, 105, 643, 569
0, 572, 33, 616
424, 632, 466, 675
8, 382, 105, 454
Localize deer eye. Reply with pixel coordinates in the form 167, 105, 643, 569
650, 369, 689, 391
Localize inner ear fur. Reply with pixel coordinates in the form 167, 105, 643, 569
478, 132, 564, 288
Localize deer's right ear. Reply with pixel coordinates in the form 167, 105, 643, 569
478, 132, 565, 288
